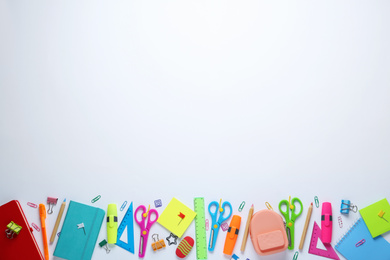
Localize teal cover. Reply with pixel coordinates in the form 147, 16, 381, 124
54, 201, 105, 260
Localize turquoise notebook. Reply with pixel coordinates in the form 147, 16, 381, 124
335, 218, 390, 260
54, 201, 105, 260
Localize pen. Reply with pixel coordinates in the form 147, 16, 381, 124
299, 202, 313, 250
50, 199, 66, 244
39, 204, 49, 260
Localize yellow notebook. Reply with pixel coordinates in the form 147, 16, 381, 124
157, 198, 196, 238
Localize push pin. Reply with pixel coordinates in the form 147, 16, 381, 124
47, 197, 58, 214
77, 223, 86, 235
99, 239, 111, 254
378, 210, 389, 222
231, 253, 240, 260
151, 234, 166, 251
178, 212, 185, 225
5, 221, 22, 239
340, 200, 358, 214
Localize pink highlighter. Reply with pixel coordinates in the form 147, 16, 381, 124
321, 202, 332, 244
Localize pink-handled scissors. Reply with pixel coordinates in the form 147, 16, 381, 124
134, 205, 159, 258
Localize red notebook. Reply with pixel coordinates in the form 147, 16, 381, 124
0, 200, 44, 260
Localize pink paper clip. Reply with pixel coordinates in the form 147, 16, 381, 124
338, 216, 343, 228
47, 197, 58, 214
221, 222, 229, 231
32, 223, 40, 232
27, 202, 38, 208
205, 219, 209, 231
355, 239, 365, 247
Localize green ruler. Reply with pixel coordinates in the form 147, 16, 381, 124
194, 197, 207, 260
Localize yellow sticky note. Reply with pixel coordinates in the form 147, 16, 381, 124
157, 198, 196, 238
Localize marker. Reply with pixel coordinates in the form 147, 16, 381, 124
223, 215, 241, 255
107, 204, 118, 244
321, 202, 332, 244
39, 204, 49, 260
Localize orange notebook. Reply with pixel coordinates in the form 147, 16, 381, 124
0, 200, 44, 260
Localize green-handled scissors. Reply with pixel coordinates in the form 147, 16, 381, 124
279, 197, 303, 250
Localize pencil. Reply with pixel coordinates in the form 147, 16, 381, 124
299, 202, 313, 250
240, 204, 254, 252
50, 199, 66, 244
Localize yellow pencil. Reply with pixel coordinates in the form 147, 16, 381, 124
299, 202, 313, 250
240, 204, 254, 252
50, 199, 66, 244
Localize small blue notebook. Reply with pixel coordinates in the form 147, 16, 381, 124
335, 218, 390, 260
54, 201, 105, 260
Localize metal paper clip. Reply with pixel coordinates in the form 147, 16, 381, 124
5, 221, 22, 239
57, 232, 61, 237
99, 239, 111, 254
47, 197, 58, 214
32, 223, 40, 232
221, 222, 229, 231
120, 201, 127, 211
355, 239, 366, 247
238, 201, 245, 212
91, 195, 101, 203
151, 234, 166, 251
338, 216, 343, 228
293, 251, 299, 260
265, 202, 273, 210
340, 200, 358, 214
314, 196, 319, 208
154, 199, 162, 208
27, 202, 38, 208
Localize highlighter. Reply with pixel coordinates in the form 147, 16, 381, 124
321, 202, 332, 244
223, 215, 241, 255
107, 204, 118, 244
39, 204, 49, 260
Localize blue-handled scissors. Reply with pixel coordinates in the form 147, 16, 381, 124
279, 197, 303, 250
208, 200, 232, 251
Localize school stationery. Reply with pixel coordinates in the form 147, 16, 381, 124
39, 204, 49, 260
0, 200, 44, 260
249, 209, 288, 255
194, 197, 207, 260
223, 215, 241, 255
151, 234, 166, 251
116, 201, 135, 253
308, 221, 340, 260
279, 197, 303, 249
134, 204, 158, 258
208, 200, 232, 251
99, 239, 111, 254
46, 197, 58, 214
298, 202, 313, 250
240, 204, 254, 252
335, 218, 390, 260
176, 236, 194, 258
321, 202, 333, 244
157, 197, 196, 238
107, 204, 118, 244
50, 198, 66, 244
340, 199, 358, 214
5, 221, 22, 238
359, 198, 390, 238
53, 201, 105, 260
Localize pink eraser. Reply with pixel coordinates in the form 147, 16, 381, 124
321, 202, 332, 244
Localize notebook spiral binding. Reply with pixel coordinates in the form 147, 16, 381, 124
335, 218, 361, 248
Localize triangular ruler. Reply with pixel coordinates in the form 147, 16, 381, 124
116, 202, 134, 253
308, 221, 339, 260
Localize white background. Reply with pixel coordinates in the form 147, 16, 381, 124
1, 0, 390, 259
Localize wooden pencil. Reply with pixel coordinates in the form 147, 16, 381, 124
240, 204, 254, 252
299, 202, 313, 250
50, 199, 66, 244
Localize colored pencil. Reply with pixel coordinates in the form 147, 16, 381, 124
240, 204, 254, 252
299, 202, 313, 250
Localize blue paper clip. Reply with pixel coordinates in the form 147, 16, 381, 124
120, 201, 127, 211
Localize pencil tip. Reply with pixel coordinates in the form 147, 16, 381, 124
311, 202, 313, 205
64, 198, 66, 202
251, 204, 254, 207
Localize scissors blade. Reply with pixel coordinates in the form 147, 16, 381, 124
287, 227, 291, 247
140, 236, 144, 256
209, 229, 214, 248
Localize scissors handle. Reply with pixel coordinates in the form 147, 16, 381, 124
134, 205, 147, 226
217, 201, 232, 224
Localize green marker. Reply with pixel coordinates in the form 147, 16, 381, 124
107, 204, 118, 244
